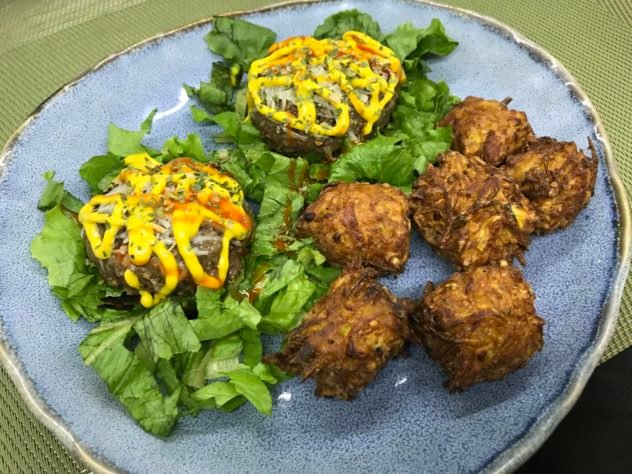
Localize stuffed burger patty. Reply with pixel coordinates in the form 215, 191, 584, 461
78, 154, 252, 308
247, 31, 405, 158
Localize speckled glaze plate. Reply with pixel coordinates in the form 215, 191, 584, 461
0, 0, 630, 472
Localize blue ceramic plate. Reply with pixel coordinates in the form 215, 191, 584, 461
0, 1, 630, 472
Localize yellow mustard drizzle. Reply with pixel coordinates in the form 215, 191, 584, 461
78, 154, 252, 308
247, 31, 405, 138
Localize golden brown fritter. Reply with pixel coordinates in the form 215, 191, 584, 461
411, 265, 544, 392
439, 96, 534, 166
503, 137, 598, 234
410, 151, 538, 268
297, 182, 411, 273
264, 268, 411, 400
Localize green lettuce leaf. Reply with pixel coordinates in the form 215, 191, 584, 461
223, 150, 338, 333
254, 362, 293, 384
240, 328, 262, 367
215, 395, 248, 413
53, 274, 125, 323
257, 259, 304, 300
133, 299, 201, 362
210, 140, 310, 206
213, 148, 265, 201
159, 133, 208, 162
134, 337, 157, 373
209, 334, 244, 360
260, 272, 316, 332
107, 109, 156, 156
155, 359, 186, 397
183, 334, 243, 388
190, 105, 214, 123
243, 255, 326, 334
191, 288, 261, 341
79, 154, 125, 193
385, 19, 458, 79
185, 60, 236, 114
252, 362, 282, 384
314, 9, 383, 41
222, 367, 272, 415
328, 133, 414, 187
37, 171, 83, 212
209, 111, 262, 146
139, 109, 157, 133
31, 205, 87, 289
186, 33, 253, 118
251, 181, 305, 257
158, 349, 247, 414
241, 152, 309, 255
187, 337, 274, 415
191, 381, 241, 408
291, 241, 341, 289
79, 317, 180, 436
385, 19, 458, 61
205, 17, 276, 70
393, 78, 459, 129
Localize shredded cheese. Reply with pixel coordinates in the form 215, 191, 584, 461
247, 31, 405, 138
78, 154, 252, 308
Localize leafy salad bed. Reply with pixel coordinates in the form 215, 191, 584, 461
32, 9, 459, 436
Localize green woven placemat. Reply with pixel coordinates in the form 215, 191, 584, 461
1, 0, 631, 471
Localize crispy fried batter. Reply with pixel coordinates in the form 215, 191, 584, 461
412, 265, 544, 391
503, 137, 598, 234
264, 268, 411, 400
439, 96, 534, 166
297, 182, 411, 273
410, 151, 538, 268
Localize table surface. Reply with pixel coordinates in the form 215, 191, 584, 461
1, 0, 631, 472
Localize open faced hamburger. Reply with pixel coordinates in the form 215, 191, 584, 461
78, 154, 252, 308
247, 31, 406, 158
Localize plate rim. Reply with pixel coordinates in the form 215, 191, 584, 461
0, 1, 629, 472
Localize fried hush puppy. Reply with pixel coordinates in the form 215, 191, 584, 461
412, 265, 544, 391
410, 151, 538, 268
264, 268, 410, 400
297, 182, 411, 273
503, 137, 598, 234
440, 96, 534, 166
